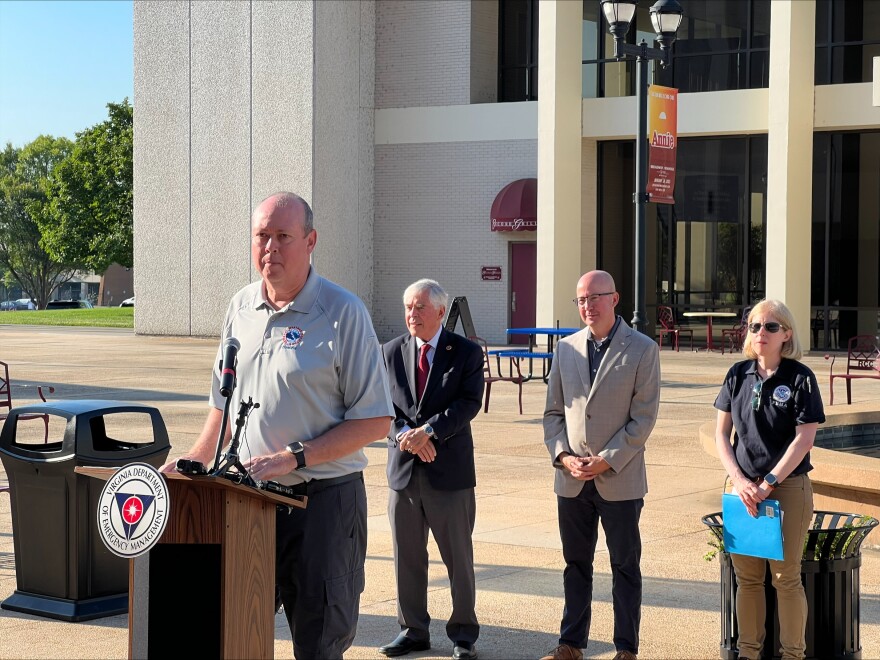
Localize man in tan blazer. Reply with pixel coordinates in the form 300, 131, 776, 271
540, 270, 661, 660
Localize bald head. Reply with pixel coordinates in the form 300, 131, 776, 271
253, 192, 314, 235
575, 270, 619, 338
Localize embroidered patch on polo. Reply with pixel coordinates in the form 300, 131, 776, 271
772, 385, 792, 403
282, 326, 306, 349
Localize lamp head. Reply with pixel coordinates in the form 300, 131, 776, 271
601, 0, 638, 45
650, 0, 684, 62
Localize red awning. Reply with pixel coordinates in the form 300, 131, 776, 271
490, 177, 537, 232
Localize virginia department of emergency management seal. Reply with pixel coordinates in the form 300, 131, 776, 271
97, 462, 169, 558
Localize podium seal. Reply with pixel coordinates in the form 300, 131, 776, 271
97, 462, 170, 558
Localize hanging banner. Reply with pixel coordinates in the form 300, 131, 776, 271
647, 85, 678, 205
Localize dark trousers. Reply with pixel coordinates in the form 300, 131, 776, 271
557, 480, 643, 654
276, 476, 367, 660
389, 466, 479, 645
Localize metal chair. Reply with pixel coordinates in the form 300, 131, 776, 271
469, 336, 523, 415
825, 336, 880, 405
722, 305, 753, 355
657, 306, 693, 352
0, 360, 55, 442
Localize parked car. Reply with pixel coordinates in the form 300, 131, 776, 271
0, 300, 16, 311
120, 296, 135, 307
13, 298, 36, 310
47, 299, 94, 310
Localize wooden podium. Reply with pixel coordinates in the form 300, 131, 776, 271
76, 467, 305, 659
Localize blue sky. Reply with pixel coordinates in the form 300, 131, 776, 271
0, 0, 133, 147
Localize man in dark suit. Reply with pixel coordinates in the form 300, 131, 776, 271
378, 279, 485, 660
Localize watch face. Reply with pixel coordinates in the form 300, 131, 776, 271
765, 474, 777, 485
424, 425, 434, 436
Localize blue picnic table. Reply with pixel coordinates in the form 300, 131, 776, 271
488, 327, 579, 382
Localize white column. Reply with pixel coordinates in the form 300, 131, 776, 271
765, 0, 816, 346
874, 57, 880, 106
536, 0, 583, 329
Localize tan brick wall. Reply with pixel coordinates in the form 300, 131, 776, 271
374, 139, 537, 344
376, 0, 472, 108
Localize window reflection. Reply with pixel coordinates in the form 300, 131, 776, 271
811, 132, 880, 349
583, 0, 771, 96
816, 0, 880, 84
598, 136, 767, 329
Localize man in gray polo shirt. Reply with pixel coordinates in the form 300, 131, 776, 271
164, 192, 393, 659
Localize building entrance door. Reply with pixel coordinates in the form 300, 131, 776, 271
510, 242, 537, 345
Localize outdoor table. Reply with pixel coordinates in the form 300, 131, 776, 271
682, 312, 737, 352
489, 327, 579, 382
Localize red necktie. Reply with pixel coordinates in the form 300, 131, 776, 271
416, 343, 430, 401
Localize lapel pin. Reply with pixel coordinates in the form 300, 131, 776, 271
446, 345, 452, 351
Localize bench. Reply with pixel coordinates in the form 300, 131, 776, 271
489, 349, 553, 383
825, 335, 880, 405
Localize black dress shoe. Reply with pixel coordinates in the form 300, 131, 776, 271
378, 633, 431, 657
453, 642, 478, 660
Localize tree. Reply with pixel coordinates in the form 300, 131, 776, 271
0, 137, 80, 309
43, 99, 133, 272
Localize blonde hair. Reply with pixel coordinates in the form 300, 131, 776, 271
742, 299, 803, 361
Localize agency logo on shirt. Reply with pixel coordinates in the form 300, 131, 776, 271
282, 326, 306, 349
772, 385, 792, 404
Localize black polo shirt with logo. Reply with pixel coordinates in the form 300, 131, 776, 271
714, 358, 825, 480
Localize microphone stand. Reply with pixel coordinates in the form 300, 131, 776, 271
212, 397, 260, 487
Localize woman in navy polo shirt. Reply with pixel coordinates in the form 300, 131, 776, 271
714, 299, 825, 660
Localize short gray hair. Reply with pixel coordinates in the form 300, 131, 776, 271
403, 278, 449, 310
257, 191, 314, 235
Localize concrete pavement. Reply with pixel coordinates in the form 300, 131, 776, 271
1, 325, 880, 659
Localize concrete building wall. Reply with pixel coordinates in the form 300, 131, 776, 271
376, 0, 471, 108
373, 139, 536, 344
134, 0, 373, 336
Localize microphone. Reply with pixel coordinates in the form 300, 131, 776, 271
219, 337, 241, 398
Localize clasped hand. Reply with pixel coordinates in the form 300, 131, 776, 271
562, 454, 610, 481
398, 427, 436, 462
734, 474, 774, 517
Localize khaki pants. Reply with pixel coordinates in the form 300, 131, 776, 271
731, 474, 813, 660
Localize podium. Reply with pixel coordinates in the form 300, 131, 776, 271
76, 467, 305, 659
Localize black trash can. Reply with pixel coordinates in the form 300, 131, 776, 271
702, 510, 878, 660
0, 400, 170, 621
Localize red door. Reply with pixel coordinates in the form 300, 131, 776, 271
510, 242, 537, 345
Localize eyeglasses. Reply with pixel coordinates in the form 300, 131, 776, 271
751, 381, 763, 411
748, 322, 784, 334
573, 292, 615, 307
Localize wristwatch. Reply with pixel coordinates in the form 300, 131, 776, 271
285, 441, 307, 470
763, 473, 778, 489
422, 424, 436, 438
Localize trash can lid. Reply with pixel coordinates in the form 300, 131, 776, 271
8, 400, 160, 417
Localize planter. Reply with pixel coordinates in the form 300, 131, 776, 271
701, 510, 877, 660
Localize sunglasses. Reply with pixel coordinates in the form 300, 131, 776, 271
751, 381, 763, 411
748, 322, 784, 334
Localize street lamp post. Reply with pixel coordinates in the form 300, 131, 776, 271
601, 0, 683, 334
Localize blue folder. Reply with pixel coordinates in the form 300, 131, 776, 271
722, 493, 784, 561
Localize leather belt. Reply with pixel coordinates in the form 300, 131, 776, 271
289, 471, 363, 497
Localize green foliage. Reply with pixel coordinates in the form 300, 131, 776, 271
43, 99, 133, 272
0, 136, 79, 309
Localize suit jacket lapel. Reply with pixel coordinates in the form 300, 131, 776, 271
587, 321, 633, 403
402, 335, 418, 406
573, 328, 593, 393
418, 329, 451, 411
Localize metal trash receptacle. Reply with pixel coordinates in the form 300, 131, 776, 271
703, 510, 878, 659
0, 400, 170, 621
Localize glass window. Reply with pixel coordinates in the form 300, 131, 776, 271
816, 0, 880, 84
811, 131, 880, 349
599, 136, 767, 327
584, 0, 771, 97
499, 0, 538, 102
